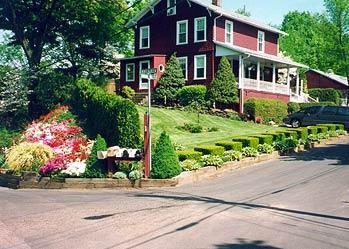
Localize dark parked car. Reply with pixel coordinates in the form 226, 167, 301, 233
283, 105, 349, 129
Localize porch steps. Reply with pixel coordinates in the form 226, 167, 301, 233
134, 92, 148, 104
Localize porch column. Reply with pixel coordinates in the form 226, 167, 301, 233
300, 80, 304, 96
272, 64, 276, 93
296, 70, 300, 96
257, 61, 260, 90
286, 66, 290, 94
239, 55, 244, 113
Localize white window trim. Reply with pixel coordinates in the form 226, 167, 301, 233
126, 63, 135, 82
258, 30, 265, 53
177, 56, 188, 80
139, 60, 150, 89
194, 54, 206, 80
176, 20, 188, 45
225, 20, 233, 44
194, 17, 207, 43
139, 26, 150, 49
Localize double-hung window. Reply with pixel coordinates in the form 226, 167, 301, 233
177, 57, 188, 80
176, 20, 188, 45
194, 17, 206, 42
140, 26, 150, 49
257, 30, 265, 52
126, 63, 135, 82
225, 20, 233, 44
194, 55, 206, 80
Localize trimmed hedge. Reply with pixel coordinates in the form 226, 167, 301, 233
232, 137, 259, 149
215, 141, 243, 151
289, 128, 308, 140
71, 79, 140, 147
194, 145, 225, 155
263, 132, 286, 142
176, 150, 203, 161
335, 124, 345, 130
251, 134, 274, 145
307, 126, 318, 135
316, 125, 329, 134
308, 88, 341, 105
280, 130, 299, 139
177, 85, 207, 106
244, 98, 288, 123
299, 102, 336, 110
319, 124, 337, 132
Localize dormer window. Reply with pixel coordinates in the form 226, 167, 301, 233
258, 30, 265, 52
140, 26, 150, 49
225, 20, 233, 44
167, 0, 176, 16
195, 17, 206, 42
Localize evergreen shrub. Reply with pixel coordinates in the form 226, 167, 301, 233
316, 126, 328, 134
290, 128, 308, 140
244, 98, 288, 123
287, 102, 300, 114
83, 134, 108, 178
308, 88, 341, 105
151, 131, 182, 179
251, 135, 274, 145
307, 126, 318, 135
232, 137, 259, 149
176, 150, 203, 161
178, 85, 207, 106
335, 124, 345, 130
319, 124, 337, 132
215, 141, 243, 151
263, 132, 286, 142
194, 145, 225, 156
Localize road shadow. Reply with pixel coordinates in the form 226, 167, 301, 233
281, 142, 349, 166
215, 238, 281, 249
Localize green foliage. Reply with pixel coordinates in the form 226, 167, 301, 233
251, 135, 274, 145
320, 124, 337, 132
287, 102, 300, 114
0, 128, 20, 153
154, 53, 185, 106
151, 131, 182, 179
178, 85, 207, 107
232, 137, 259, 149
128, 170, 142, 180
6, 142, 54, 172
273, 138, 298, 153
307, 126, 318, 135
257, 143, 274, 154
0, 154, 5, 167
335, 124, 345, 130
242, 147, 259, 157
200, 155, 224, 167
215, 141, 243, 151
244, 98, 288, 123
207, 56, 238, 107
176, 150, 203, 161
263, 132, 286, 142
290, 128, 309, 140
120, 86, 135, 101
299, 102, 336, 110
112, 171, 127, 179
83, 134, 107, 178
308, 88, 341, 105
177, 123, 203, 133
282, 130, 299, 139
71, 78, 140, 147
316, 125, 329, 134
194, 145, 225, 156
180, 159, 201, 171
222, 150, 243, 162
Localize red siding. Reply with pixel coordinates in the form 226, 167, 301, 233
306, 71, 348, 90
242, 89, 290, 103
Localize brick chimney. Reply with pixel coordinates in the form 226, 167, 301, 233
212, 0, 222, 7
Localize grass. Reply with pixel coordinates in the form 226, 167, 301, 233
137, 106, 285, 149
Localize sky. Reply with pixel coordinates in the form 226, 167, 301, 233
218, 0, 326, 26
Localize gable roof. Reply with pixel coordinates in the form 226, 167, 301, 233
308, 69, 348, 87
127, 0, 287, 35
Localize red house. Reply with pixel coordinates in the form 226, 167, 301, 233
119, 0, 308, 112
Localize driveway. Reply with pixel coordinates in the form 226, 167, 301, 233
1, 140, 349, 249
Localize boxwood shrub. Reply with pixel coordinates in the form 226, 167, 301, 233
281, 130, 299, 139
194, 145, 225, 156
316, 125, 328, 134
251, 134, 274, 145
289, 128, 308, 141
215, 141, 243, 151
319, 124, 337, 132
307, 126, 318, 135
176, 150, 203, 161
263, 132, 286, 142
335, 124, 345, 130
244, 98, 288, 123
232, 137, 259, 149
177, 85, 207, 106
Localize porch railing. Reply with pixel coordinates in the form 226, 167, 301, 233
241, 78, 289, 94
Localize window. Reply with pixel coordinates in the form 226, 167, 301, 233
177, 57, 188, 80
257, 30, 265, 52
126, 63, 135, 82
194, 55, 206, 79
176, 20, 188, 45
140, 26, 150, 49
195, 17, 206, 42
167, 0, 176, 15
139, 60, 150, 89
225, 20, 233, 44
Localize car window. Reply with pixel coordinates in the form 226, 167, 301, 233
306, 106, 321, 114
337, 107, 349, 116
322, 106, 338, 115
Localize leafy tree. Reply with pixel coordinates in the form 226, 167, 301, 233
154, 53, 185, 106
151, 131, 182, 179
207, 56, 238, 108
235, 5, 251, 17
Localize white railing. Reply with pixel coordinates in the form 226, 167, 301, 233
290, 92, 318, 103
241, 78, 289, 94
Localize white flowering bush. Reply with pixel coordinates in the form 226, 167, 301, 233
61, 161, 86, 176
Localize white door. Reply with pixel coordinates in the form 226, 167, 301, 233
139, 60, 150, 90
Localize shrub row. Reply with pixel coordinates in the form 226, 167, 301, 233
194, 145, 225, 156
308, 88, 342, 105
244, 98, 288, 123
232, 137, 259, 149
215, 141, 243, 151
71, 79, 140, 147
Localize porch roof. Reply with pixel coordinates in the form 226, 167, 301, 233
214, 41, 308, 69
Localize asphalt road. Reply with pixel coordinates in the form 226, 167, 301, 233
1, 140, 349, 249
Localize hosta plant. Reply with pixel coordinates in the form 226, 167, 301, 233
180, 159, 201, 171
113, 171, 128, 179
257, 143, 274, 154
222, 150, 243, 162
242, 147, 259, 157
200, 155, 223, 167
129, 170, 142, 180
6, 142, 54, 172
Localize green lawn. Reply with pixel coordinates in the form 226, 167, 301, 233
137, 106, 284, 149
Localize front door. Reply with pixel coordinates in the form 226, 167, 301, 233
139, 60, 150, 90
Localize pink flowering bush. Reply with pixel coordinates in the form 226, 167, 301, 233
21, 106, 92, 175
